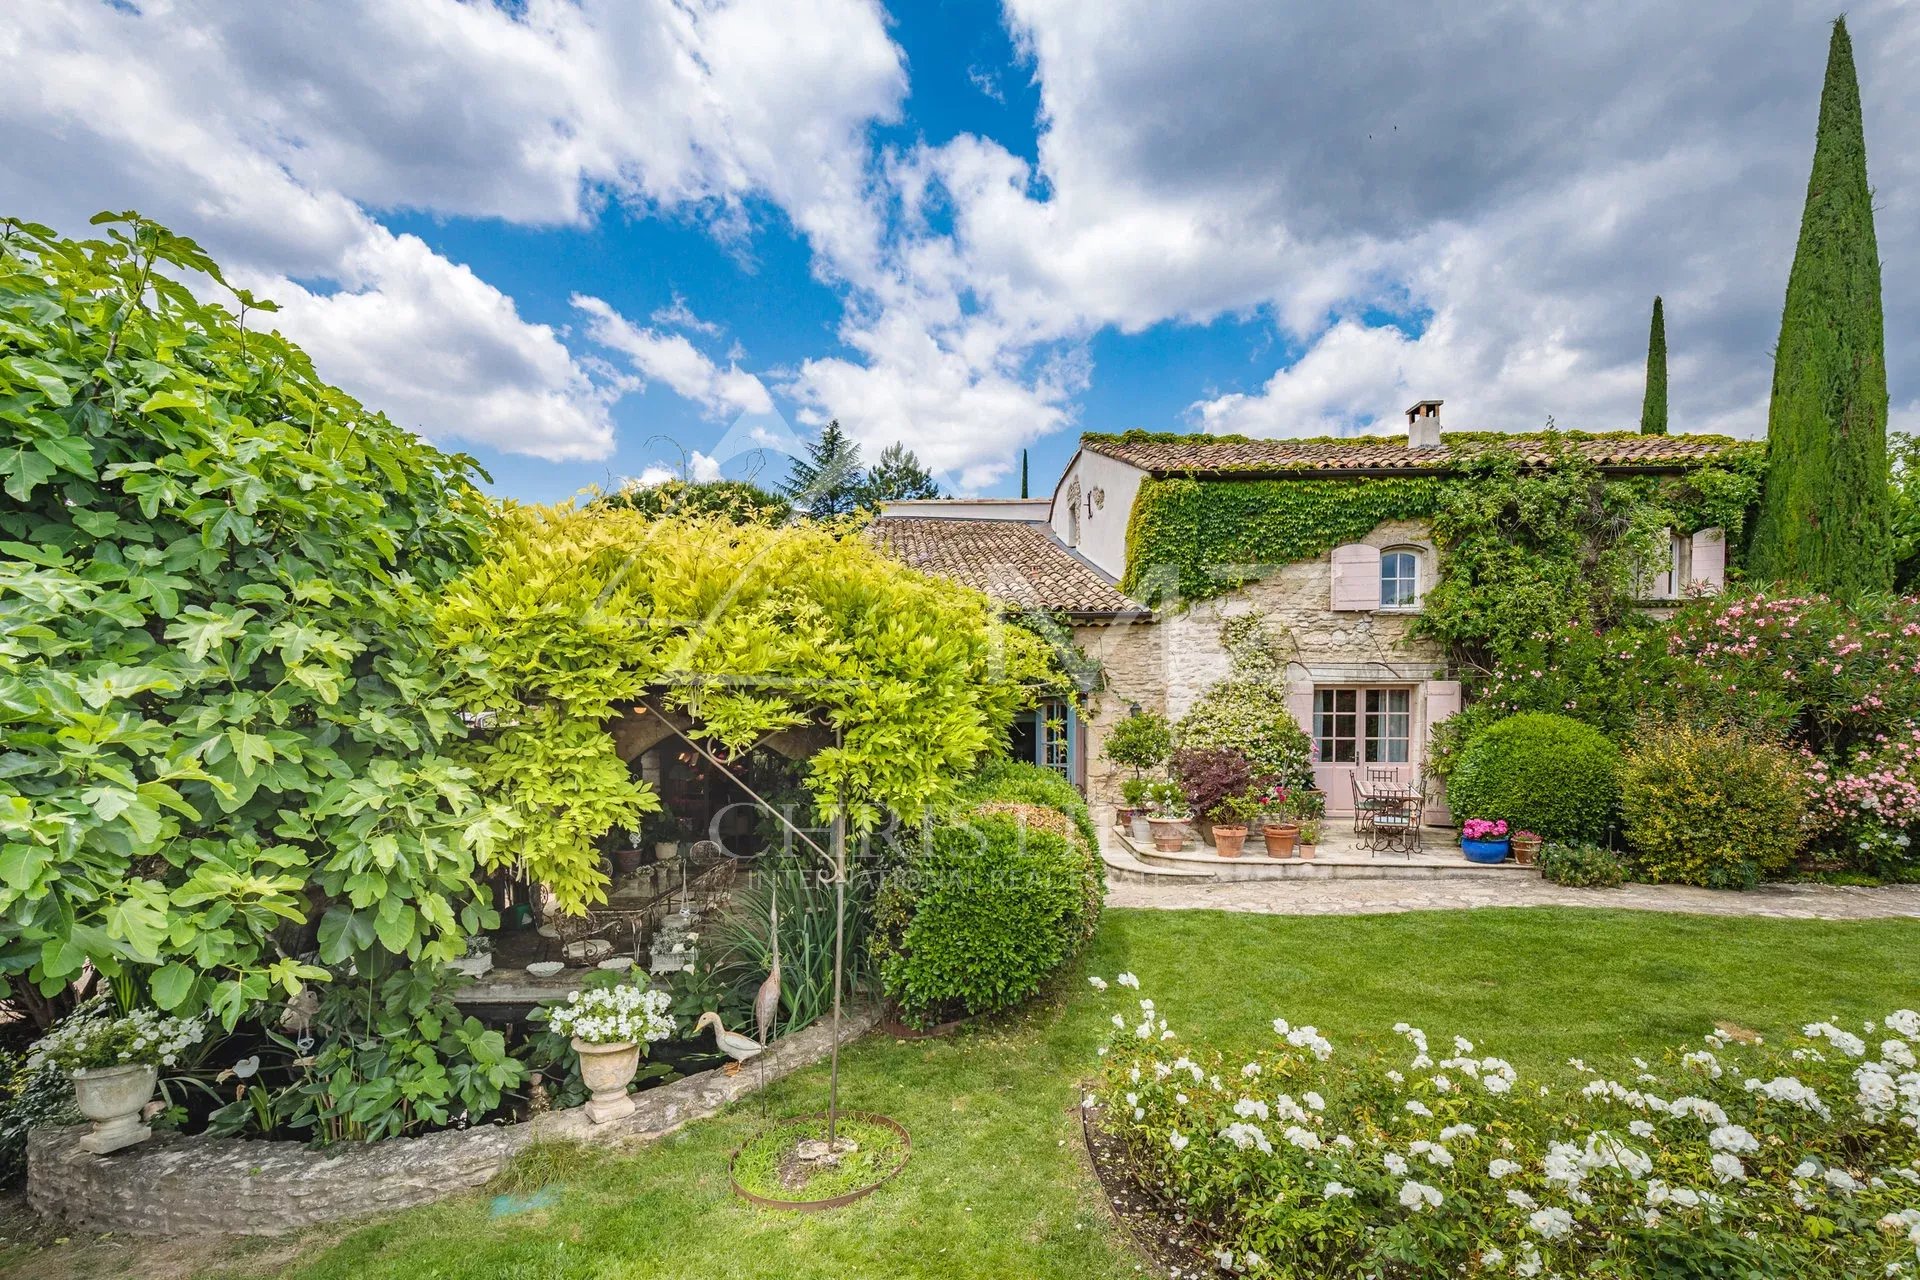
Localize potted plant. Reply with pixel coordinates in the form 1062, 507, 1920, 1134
1117, 776, 1151, 836
1460, 818, 1512, 863
1104, 708, 1172, 830
1509, 829, 1543, 865
1209, 792, 1261, 858
1297, 817, 1323, 860
28, 999, 206, 1154
1143, 780, 1191, 853
1252, 784, 1299, 857
544, 980, 678, 1123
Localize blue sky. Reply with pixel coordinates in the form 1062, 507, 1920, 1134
4, 1, 1918, 505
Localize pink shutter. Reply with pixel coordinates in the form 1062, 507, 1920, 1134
1689, 528, 1727, 594
1285, 680, 1316, 739
1421, 680, 1463, 824
1422, 680, 1461, 748
1329, 544, 1381, 611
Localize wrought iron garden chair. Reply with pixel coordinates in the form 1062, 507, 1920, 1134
1360, 774, 1427, 858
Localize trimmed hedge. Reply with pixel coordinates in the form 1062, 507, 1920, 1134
1446, 712, 1620, 842
955, 759, 1098, 849
1619, 721, 1808, 888
872, 761, 1103, 1027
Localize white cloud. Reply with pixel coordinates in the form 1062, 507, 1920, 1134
573, 295, 774, 420
0, 0, 904, 461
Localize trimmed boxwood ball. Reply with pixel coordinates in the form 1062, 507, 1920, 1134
1446, 712, 1620, 842
870, 802, 1100, 1029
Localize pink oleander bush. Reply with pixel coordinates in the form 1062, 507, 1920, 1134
1447, 592, 1920, 876
1086, 977, 1920, 1279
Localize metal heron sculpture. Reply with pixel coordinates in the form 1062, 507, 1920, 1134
754, 891, 782, 1046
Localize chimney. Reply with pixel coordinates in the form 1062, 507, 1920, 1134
1405, 399, 1443, 449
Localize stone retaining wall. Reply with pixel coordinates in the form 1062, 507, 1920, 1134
27, 1006, 878, 1237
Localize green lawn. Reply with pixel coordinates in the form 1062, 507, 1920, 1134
11, 906, 1920, 1280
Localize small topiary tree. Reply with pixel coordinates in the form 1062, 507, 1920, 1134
1104, 708, 1173, 785
869, 808, 1098, 1028
1618, 721, 1808, 888
1446, 713, 1621, 842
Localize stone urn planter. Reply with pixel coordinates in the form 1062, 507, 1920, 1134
72, 1063, 159, 1155
1260, 823, 1300, 857
1146, 816, 1190, 852
1212, 824, 1249, 858
573, 1038, 641, 1124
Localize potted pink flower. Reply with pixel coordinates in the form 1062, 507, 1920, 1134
1252, 785, 1298, 857
1460, 818, 1511, 863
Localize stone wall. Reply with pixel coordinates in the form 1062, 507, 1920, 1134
27, 1006, 879, 1238
1075, 519, 1450, 812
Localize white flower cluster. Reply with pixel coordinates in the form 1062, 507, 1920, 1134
29, 1000, 206, 1073
1096, 988, 1920, 1277
547, 984, 676, 1046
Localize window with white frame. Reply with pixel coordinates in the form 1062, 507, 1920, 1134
1379, 549, 1422, 609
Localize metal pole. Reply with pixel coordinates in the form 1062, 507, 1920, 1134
827, 748, 846, 1145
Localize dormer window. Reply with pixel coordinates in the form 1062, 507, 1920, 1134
1380, 549, 1422, 609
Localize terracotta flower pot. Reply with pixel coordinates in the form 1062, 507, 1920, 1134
1213, 824, 1248, 857
1510, 834, 1542, 865
1114, 806, 1139, 832
1147, 817, 1189, 852
1261, 823, 1300, 857
71, 1063, 158, 1155
572, 1038, 641, 1124
1298, 843, 1317, 860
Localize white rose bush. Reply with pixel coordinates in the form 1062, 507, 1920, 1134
1086, 981, 1920, 1277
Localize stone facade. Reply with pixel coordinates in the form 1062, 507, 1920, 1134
1076, 519, 1452, 814
27, 1006, 879, 1238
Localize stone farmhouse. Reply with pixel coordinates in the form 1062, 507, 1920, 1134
869, 402, 1739, 822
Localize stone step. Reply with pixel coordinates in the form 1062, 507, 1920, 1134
1100, 831, 1215, 884
1114, 827, 1537, 883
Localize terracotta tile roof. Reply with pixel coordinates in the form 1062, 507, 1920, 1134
1081, 430, 1748, 476
868, 518, 1142, 618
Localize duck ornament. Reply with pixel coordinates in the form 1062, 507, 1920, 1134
693, 1011, 765, 1075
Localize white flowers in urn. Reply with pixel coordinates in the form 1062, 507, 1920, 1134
545, 983, 676, 1124
29, 998, 206, 1154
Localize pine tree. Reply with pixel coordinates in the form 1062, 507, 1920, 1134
781, 420, 866, 518
859, 442, 941, 507
1639, 296, 1668, 435
1748, 17, 1892, 595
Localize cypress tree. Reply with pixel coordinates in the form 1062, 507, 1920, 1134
1639, 296, 1668, 435
1021, 449, 1030, 498
1748, 17, 1892, 594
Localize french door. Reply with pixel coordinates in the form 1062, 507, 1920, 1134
1310, 686, 1414, 814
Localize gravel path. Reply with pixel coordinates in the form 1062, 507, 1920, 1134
1106, 875, 1920, 920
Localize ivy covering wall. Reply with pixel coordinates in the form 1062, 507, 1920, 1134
1122, 475, 1442, 600
1117, 435, 1766, 671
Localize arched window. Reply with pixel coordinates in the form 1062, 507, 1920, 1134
1380, 549, 1422, 609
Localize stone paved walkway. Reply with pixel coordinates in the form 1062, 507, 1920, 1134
1107, 874, 1920, 920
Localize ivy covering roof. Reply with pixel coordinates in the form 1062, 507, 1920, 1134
1080, 429, 1751, 477
868, 517, 1143, 619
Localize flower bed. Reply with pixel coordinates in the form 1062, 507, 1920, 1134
1085, 974, 1920, 1277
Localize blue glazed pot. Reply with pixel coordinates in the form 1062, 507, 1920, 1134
1460, 838, 1511, 864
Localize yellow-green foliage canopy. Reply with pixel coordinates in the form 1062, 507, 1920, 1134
435, 504, 1060, 910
